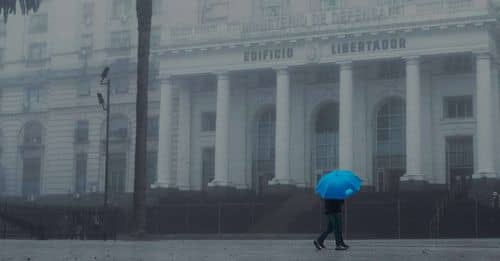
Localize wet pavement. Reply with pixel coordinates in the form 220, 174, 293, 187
0, 238, 499, 261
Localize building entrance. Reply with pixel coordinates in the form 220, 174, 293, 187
446, 136, 473, 198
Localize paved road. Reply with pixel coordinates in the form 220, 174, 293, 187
1, 239, 499, 261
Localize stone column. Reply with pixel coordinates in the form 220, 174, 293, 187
153, 76, 176, 188
401, 56, 424, 182
475, 53, 497, 179
270, 67, 294, 185
209, 72, 231, 187
176, 82, 192, 190
339, 62, 354, 170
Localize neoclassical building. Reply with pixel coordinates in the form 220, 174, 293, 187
1, 0, 500, 198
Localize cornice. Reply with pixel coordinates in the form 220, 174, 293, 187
161, 15, 496, 56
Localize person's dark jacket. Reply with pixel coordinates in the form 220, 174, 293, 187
324, 199, 344, 214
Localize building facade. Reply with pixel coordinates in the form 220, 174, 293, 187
0, 0, 500, 198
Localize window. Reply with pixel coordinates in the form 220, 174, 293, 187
260, 0, 289, 17
77, 78, 91, 96
200, 0, 229, 24
150, 26, 161, 49
82, 1, 95, 25
379, 61, 405, 79
75, 153, 87, 193
23, 122, 42, 145
201, 112, 216, 132
321, 0, 341, 9
147, 116, 159, 139
29, 14, 48, 33
27, 42, 47, 62
110, 31, 131, 50
0, 23, 6, 37
25, 88, 40, 111
110, 117, 128, 141
81, 34, 93, 52
376, 98, 406, 170
443, 96, 473, 119
112, 0, 132, 20
0, 48, 4, 65
385, 0, 405, 16
202, 147, 215, 191
111, 59, 130, 94
314, 103, 339, 173
75, 120, 89, 144
152, 0, 162, 16
149, 58, 160, 91
443, 55, 473, 75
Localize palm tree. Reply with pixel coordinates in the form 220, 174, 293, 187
1, 0, 151, 235
0, 0, 41, 23
133, 0, 152, 235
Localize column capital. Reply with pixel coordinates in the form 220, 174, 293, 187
475, 51, 492, 61
159, 72, 174, 81
337, 60, 353, 70
403, 55, 420, 65
160, 77, 174, 87
273, 65, 289, 75
215, 70, 230, 80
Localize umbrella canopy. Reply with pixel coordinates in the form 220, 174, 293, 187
315, 170, 362, 199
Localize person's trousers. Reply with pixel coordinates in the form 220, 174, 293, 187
317, 213, 343, 245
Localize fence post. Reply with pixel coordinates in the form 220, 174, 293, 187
217, 203, 222, 235
397, 199, 401, 239
475, 199, 479, 238
185, 203, 190, 233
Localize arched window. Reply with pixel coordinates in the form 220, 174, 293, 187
21, 121, 44, 198
375, 97, 406, 192
313, 102, 339, 183
253, 107, 276, 195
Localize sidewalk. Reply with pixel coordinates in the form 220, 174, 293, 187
0, 239, 499, 260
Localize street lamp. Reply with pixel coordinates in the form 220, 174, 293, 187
98, 66, 111, 239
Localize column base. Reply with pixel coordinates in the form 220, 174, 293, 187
399, 176, 428, 191
150, 182, 177, 189
208, 179, 232, 187
206, 186, 238, 200
265, 184, 298, 197
268, 178, 295, 186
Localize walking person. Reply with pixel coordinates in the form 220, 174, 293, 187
314, 199, 348, 251
313, 169, 362, 252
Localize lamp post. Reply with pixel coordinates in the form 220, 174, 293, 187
98, 67, 111, 239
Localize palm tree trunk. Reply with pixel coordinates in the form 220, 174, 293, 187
134, 0, 152, 235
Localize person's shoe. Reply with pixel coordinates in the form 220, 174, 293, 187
339, 241, 349, 248
335, 245, 348, 251
313, 240, 324, 250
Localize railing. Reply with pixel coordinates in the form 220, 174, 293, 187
429, 194, 450, 238
166, 0, 491, 46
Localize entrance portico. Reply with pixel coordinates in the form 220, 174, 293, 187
154, 14, 499, 194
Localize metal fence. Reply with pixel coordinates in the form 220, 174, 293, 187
1, 198, 499, 240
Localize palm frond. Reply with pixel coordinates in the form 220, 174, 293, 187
1, 0, 41, 23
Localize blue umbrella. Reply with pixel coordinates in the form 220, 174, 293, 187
315, 170, 362, 199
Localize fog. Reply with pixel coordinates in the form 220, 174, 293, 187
0, 0, 499, 244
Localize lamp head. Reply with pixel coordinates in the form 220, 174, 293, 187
101, 67, 110, 82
